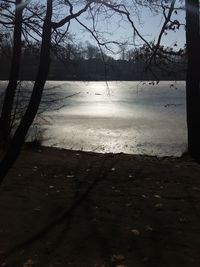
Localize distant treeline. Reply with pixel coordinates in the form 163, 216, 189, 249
0, 42, 186, 81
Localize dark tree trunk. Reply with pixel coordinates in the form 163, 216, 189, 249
185, 0, 200, 161
0, 0, 23, 143
0, 0, 53, 183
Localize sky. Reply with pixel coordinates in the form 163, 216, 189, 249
67, 1, 186, 57
3, 0, 186, 57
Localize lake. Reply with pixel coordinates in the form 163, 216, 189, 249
0, 81, 187, 157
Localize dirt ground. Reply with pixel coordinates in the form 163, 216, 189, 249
0, 146, 200, 267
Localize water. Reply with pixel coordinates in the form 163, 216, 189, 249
0, 80, 187, 157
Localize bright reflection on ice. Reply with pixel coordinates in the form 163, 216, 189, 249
31, 80, 187, 157
0, 80, 186, 157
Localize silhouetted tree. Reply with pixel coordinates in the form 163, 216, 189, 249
0, 0, 53, 182
185, 0, 200, 161
0, 0, 95, 182
0, 0, 24, 143
140, 0, 200, 160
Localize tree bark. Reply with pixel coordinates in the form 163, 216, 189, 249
0, 0, 53, 183
0, 0, 23, 143
185, 0, 200, 161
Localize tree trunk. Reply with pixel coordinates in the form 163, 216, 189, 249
0, 0, 23, 143
185, 0, 200, 161
0, 0, 53, 183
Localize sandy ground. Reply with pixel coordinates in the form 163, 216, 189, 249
0, 146, 200, 267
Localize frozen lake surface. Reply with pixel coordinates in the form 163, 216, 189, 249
1, 81, 188, 156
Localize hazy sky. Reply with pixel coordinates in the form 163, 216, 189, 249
67, 1, 186, 56
16, 0, 185, 56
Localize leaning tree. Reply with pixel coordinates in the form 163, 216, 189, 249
0, 0, 93, 181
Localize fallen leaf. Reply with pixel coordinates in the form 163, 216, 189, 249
115, 189, 121, 193
154, 194, 161, 199
142, 194, 148, 199
155, 203, 163, 208
131, 229, 140, 236
33, 166, 38, 171
111, 254, 125, 262
145, 225, 153, 231
66, 175, 74, 178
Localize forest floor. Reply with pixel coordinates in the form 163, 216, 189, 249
0, 146, 200, 267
